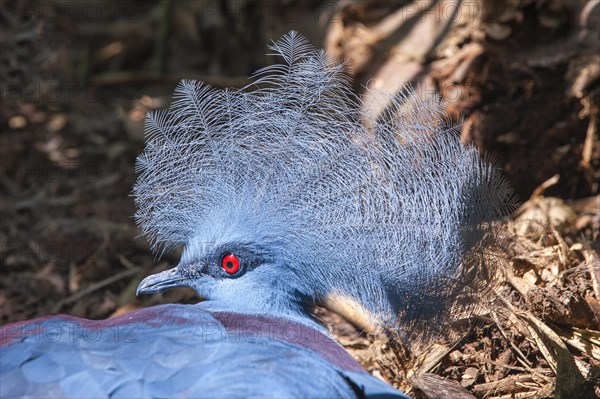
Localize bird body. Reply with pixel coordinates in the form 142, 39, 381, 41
1, 304, 408, 398
1, 31, 514, 398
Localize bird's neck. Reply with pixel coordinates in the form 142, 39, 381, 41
196, 298, 326, 332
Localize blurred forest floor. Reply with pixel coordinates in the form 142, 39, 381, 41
1, 1, 599, 398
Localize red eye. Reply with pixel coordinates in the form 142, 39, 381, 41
221, 253, 240, 275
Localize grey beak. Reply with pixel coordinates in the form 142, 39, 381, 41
136, 267, 189, 295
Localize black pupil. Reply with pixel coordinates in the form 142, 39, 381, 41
226, 261, 233, 269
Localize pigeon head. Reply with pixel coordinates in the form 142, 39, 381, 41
136, 219, 316, 315
133, 32, 515, 332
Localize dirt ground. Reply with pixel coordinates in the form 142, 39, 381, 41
1, 1, 599, 398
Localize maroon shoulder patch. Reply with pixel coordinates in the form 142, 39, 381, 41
212, 311, 365, 373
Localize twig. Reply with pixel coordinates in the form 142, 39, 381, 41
491, 312, 534, 370
51, 267, 141, 313
471, 374, 546, 395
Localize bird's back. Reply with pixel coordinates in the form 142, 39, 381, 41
1, 304, 408, 398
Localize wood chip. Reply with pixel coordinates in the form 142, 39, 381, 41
412, 373, 477, 399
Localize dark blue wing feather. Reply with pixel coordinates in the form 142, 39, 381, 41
1, 304, 409, 398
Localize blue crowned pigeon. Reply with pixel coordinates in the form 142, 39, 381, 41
0, 31, 514, 398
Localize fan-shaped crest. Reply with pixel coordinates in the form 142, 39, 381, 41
133, 31, 516, 337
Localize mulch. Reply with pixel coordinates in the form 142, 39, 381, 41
1, 1, 598, 398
